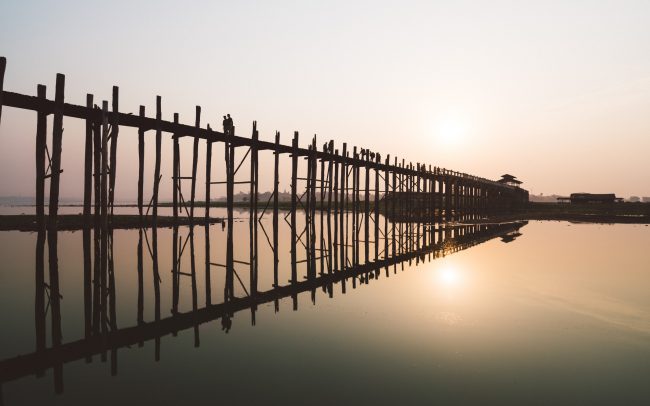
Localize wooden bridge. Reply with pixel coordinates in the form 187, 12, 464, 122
0, 56, 528, 235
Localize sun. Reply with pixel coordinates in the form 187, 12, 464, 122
436, 115, 468, 148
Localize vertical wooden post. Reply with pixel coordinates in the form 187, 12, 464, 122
290, 132, 298, 284
305, 144, 312, 277
250, 122, 259, 311
352, 146, 357, 266
0, 56, 5, 125
391, 157, 396, 262
310, 136, 317, 278
190, 106, 200, 220
340, 143, 347, 271
83, 94, 93, 219
333, 148, 339, 272
374, 153, 380, 264
225, 119, 235, 304
326, 141, 333, 274
137, 106, 145, 221
172, 113, 179, 222
48, 74, 65, 228
35, 85, 47, 228
108, 86, 119, 215
320, 142, 326, 276
83, 94, 93, 349
273, 132, 280, 289
384, 155, 390, 272
100, 101, 109, 337
205, 135, 212, 220
364, 150, 370, 264
152, 96, 162, 225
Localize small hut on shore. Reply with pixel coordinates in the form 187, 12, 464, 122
557, 193, 623, 204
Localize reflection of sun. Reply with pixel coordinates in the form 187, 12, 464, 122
438, 266, 462, 288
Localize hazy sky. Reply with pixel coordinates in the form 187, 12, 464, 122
1, 0, 649, 200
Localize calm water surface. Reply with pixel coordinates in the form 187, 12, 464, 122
0, 212, 649, 405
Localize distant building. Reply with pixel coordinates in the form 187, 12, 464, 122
643, 197, 650, 203
557, 193, 623, 204
628, 196, 640, 203
497, 174, 523, 187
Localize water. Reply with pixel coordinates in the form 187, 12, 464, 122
0, 212, 649, 405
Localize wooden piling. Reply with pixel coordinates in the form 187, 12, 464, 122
326, 141, 333, 274
48, 74, 65, 228
340, 144, 347, 271
374, 153, 380, 264
384, 155, 390, 273
0, 56, 5, 125
108, 86, 119, 215
190, 106, 200, 220
333, 148, 339, 272
83, 94, 93, 219
205, 135, 212, 220
364, 150, 370, 264
137, 106, 145, 221
273, 132, 280, 289
290, 131, 298, 283
35, 85, 47, 228
152, 96, 162, 225
172, 113, 180, 222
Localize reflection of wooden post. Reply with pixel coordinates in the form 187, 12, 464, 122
84, 94, 94, 219
35, 228, 46, 375
137, 106, 145, 221
290, 132, 298, 284
190, 228, 200, 346
83, 227, 92, 348
35, 85, 47, 228
137, 229, 144, 327
204, 223, 212, 306
48, 74, 65, 229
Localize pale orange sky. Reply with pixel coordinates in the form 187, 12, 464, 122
1, 0, 649, 200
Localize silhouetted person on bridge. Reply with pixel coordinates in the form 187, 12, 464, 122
222, 115, 229, 134
226, 114, 234, 135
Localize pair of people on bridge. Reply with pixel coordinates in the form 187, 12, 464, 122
222, 114, 234, 135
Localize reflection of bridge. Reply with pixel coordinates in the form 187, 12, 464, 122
0, 217, 526, 394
